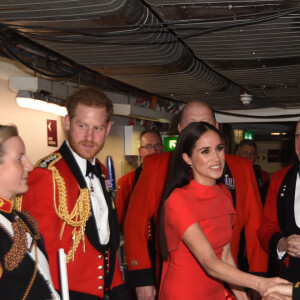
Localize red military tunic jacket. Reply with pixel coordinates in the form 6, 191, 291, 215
124, 152, 268, 287
21, 141, 126, 299
226, 154, 268, 271
258, 165, 291, 253
116, 170, 136, 233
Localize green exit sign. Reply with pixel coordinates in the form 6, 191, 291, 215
163, 136, 178, 152
243, 130, 254, 140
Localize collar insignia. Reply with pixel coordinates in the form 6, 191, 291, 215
0, 197, 14, 213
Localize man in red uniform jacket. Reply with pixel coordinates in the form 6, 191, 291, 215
21, 87, 127, 300
124, 101, 268, 300
258, 120, 300, 283
236, 139, 270, 206
116, 129, 164, 232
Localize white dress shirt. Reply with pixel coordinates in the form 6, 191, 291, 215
66, 141, 110, 245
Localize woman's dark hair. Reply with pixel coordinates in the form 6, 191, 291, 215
159, 121, 222, 260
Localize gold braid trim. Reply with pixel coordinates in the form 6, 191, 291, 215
14, 195, 22, 212
22, 240, 38, 300
2, 211, 40, 272
52, 167, 91, 263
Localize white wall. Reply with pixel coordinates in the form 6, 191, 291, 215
0, 59, 66, 164
97, 115, 138, 183
256, 140, 294, 176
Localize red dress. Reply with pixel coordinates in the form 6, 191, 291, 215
159, 180, 236, 300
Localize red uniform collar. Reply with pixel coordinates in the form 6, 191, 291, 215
0, 197, 14, 213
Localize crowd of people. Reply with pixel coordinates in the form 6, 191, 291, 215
0, 86, 299, 300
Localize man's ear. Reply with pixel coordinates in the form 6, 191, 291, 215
215, 121, 219, 130
138, 147, 143, 157
105, 121, 112, 136
178, 122, 182, 133
182, 153, 191, 166
64, 115, 70, 130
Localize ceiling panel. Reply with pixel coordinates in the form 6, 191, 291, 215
0, 0, 299, 110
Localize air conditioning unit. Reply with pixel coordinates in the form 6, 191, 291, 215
9, 76, 77, 98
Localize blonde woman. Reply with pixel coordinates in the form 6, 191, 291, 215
0, 125, 59, 300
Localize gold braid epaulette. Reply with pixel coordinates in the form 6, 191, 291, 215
16, 153, 91, 263
52, 167, 91, 263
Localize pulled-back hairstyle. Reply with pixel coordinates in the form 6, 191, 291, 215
66, 86, 113, 123
0, 125, 18, 163
159, 122, 222, 260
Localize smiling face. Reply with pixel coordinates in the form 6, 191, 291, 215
0, 136, 33, 199
64, 103, 112, 162
182, 130, 225, 186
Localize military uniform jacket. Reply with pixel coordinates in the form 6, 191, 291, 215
116, 165, 142, 233
21, 141, 126, 300
116, 170, 135, 233
225, 154, 268, 273
258, 164, 300, 282
124, 152, 268, 287
0, 200, 59, 300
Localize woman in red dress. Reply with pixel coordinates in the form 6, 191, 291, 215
159, 122, 287, 300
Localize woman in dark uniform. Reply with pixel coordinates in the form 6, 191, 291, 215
0, 124, 60, 300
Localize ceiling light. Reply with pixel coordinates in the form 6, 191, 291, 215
16, 90, 67, 116
270, 132, 287, 136
240, 92, 253, 105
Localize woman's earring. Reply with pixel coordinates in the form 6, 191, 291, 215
188, 164, 193, 177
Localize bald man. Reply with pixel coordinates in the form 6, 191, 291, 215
124, 101, 268, 300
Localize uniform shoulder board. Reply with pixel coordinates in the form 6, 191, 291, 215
35, 153, 62, 169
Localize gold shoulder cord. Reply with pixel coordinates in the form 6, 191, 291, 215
14, 155, 91, 263
52, 167, 91, 263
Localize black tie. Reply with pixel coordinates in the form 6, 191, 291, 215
86, 160, 101, 178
